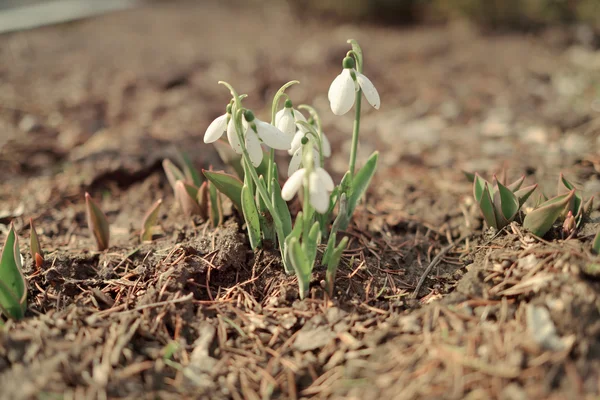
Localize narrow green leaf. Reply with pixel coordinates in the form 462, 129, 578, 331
523, 190, 575, 237
347, 151, 378, 217
203, 170, 243, 212
85, 193, 110, 251
179, 151, 203, 188
593, 230, 600, 254
162, 159, 186, 192
463, 170, 475, 183
272, 176, 292, 238
208, 182, 223, 227
0, 223, 26, 320
478, 183, 497, 229
558, 173, 581, 217
514, 184, 538, 207
507, 175, 525, 192
473, 173, 490, 202
495, 180, 520, 223
304, 221, 321, 268
241, 184, 261, 250
140, 199, 163, 242
283, 212, 304, 274
256, 176, 274, 242
325, 236, 348, 298
29, 218, 43, 265
289, 237, 311, 299
323, 194, 349, 265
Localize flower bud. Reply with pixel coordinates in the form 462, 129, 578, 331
243, 110, 255, 122
342, 56, 355, 69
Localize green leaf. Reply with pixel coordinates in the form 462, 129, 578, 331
304, 221, 321, 268
179, 151, 203, 188
522, 190, 575, 237
0, 223, 27, 320
203, 170, 243, 212
323, 194, 349, 265
347, 152, 378, 217
162, 159, 186, 192
463, 170, 476, 183
514, 184, 538, 207
208, 182, 223, 227
507, 175, 525, 192
289, 237, 311, 299
283, 212, 304, 275
325, 236, 348, 298
241, 184, 261, 250
256, 175, 274, 243
593, 230, 600, 254
140, 199, 163, 242
558, 173, 581, 217
85, 193, 110, 251
271, 176, 292, 238
477, 183, 497, 229
494, 180, 519, 226
473, 173, 490, 202
175, 181, 202, 217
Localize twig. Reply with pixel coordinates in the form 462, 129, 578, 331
411, 235, 471, 299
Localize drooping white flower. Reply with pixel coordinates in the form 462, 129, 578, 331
242, 111, 292, 167
287, 127, 331, 176
281, 167, 334, 213
204, 113, 229, 143
328, 56, 380, 116
275, 100, 307, 136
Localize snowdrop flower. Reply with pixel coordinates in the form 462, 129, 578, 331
203, 105, 233, 144
287, 130, 331, 176
238, 111, 292, 168
282, 166, 334, 214
275, 99, 307, 136
328, 56, 380, 116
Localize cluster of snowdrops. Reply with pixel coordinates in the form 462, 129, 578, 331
201, 39, 380, 299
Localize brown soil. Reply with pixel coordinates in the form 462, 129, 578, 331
1, 1, 600, 399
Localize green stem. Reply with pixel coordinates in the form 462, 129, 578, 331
219, 81, 290, 271
348, 89, 362, 179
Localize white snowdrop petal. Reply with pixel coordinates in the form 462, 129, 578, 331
312, 149, 320, 169
246, 130, 264, 168
275, 109, 285, 126
256, 120, 292, 150
227, 117, 243, 154
293, 108, 307, 123
289, 130, 304, 155
288, 147, 303, 177
316, 168, 334, 191
356, 72, 380, 110
204, 114, 227, 143
320, 133, 331, 158
309, 172, 330, 213
281, 169, 306, 201
276, 109, 296, 136
328, 69, 356, 116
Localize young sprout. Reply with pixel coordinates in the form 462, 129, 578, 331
140, 199, 163, 242
0, 223, 27, 320
85, 193, 110, 251
522, 190, 575, 237
29, 218, 44, 269
593, 230, 600, 254
175, 181, 203, 217
472, 174, 537, 230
